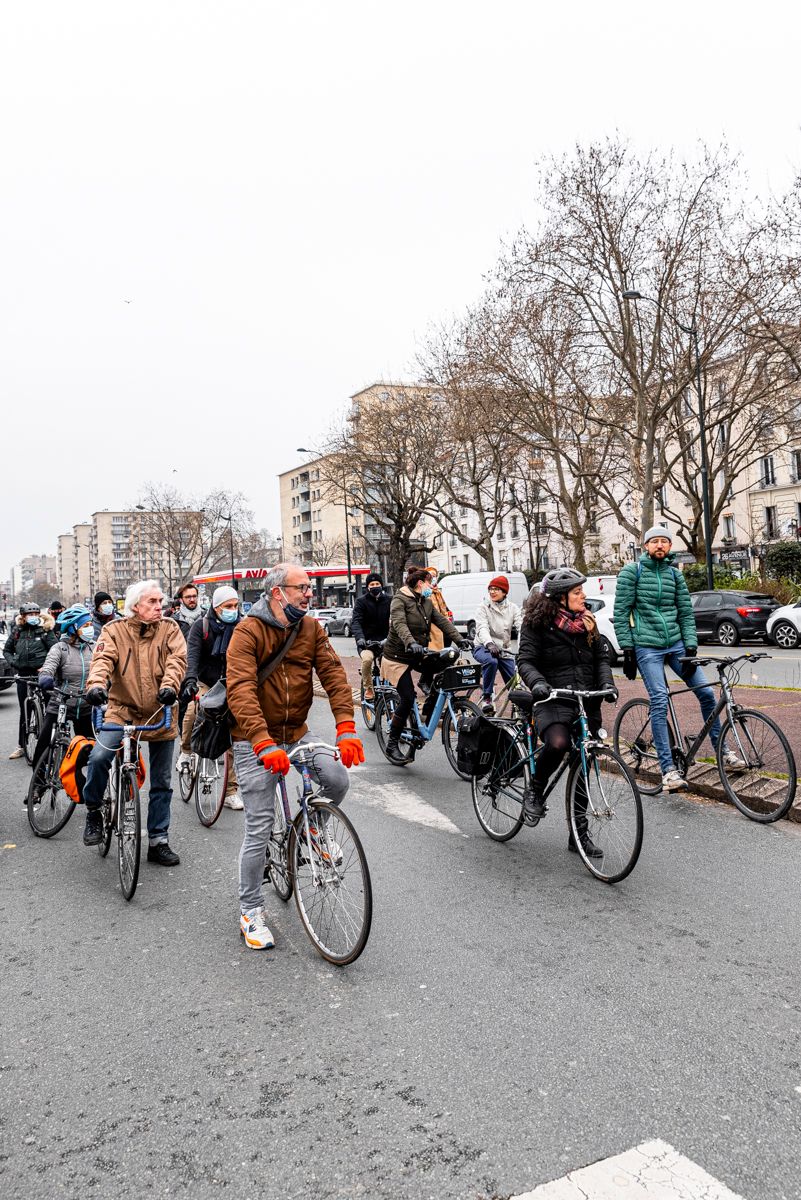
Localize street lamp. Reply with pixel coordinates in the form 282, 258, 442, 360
220, 513, 238, 592
622, 290, 715, 590
296, 447, 353, 594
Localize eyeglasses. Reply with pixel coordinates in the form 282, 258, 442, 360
286, 583, 313, 594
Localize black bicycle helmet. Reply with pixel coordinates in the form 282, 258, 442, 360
540, 568, 587, 597
20, 602, 41, 615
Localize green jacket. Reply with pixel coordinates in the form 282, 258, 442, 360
613, 553, 697, 650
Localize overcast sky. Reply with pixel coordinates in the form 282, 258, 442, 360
2, 1, 799, 579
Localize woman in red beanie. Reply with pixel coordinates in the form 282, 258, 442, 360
473, 576, 521, 714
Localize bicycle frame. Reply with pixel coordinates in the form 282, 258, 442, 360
275, 741, 343, 881
657, 654, 763, 769
405, 688, 463, 743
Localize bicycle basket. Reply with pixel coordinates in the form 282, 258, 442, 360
433, 663, 481, 692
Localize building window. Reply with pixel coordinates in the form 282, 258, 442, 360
761, 455, 776, 487
588, 510, 599, 534
791, 449, 801, 482
463, 554, 470, 572
723, 515, 736, 540
534, 512, 548, 534
655, 485, 668, 511
500, 554, 508, 571
511, 516, 519, 539
497, 522, 505, 541
765, 506, 778, 539
449, 533, 457, 548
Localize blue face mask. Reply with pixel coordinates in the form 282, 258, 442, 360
219, 608, 238, 624
26, 615, 41, 626
421, 586, 433, 598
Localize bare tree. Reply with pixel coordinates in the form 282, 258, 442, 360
136, 483, 255, 586
310, 536, 346, 567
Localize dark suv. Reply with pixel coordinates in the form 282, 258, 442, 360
690, 590, 780, 646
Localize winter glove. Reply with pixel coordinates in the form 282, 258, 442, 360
157, 687, 177, 706
38, 674, 55, 690
408, 641, 426, 657
336, 721, 365, 768
684, 645, 698, 660
86, 686, 108, 706
254, 739, 291, 775
623, 648, 638, 681
530, 682, 550, 702
459, 638, 474, 652
486, 641, 501, 658
604, 687, 619, 704
356, 639, 367, 653
179, 677, 198, 702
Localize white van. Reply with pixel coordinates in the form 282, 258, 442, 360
438, 571, 531, 637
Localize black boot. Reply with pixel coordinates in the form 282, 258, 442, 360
568, 816, 603, 859
385, 716, 409, 766
522, 785, 547, 826
83, 808, 104, 846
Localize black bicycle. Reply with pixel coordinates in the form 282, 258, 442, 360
15, 676, 45, 765
26, 685, 85, 838
471, 687, 643, 884
613, 652, 796, 823
358, 640, 385, 733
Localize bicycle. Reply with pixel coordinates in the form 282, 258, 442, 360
26, 685, 85, 838
481, 651, 523, 719
374, 647, 482, 778
358, 640, 385, 733
178, 748, 231, 826
471, 686, 643, 883
613, 651, 797, 823
93, 705, 172, 901
15, 676, 46, 765
264, 741, 372, 965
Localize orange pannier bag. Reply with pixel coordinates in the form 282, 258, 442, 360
60, 736, 147, 804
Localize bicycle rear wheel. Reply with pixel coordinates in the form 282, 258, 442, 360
441, 697, 482, 780
360, 680, 377, 732
717, 710, 796, 823
375, 694, 415, 764
27, 743, 74, 837
613, 698, 674, 795
117, 770, 141, 901
268, 780, 292, 902
471, 724, 528, 841
195, 753, 229, 826
567, 745, 643, 883
24, 698, 43, 765
290, 801, 372, 965
178, 753, 198, 803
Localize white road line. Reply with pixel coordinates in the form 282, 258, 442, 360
512, 1139, 745, 1199
348, 780, 461, 834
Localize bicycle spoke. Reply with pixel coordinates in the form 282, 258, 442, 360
292, 804, 372, 964
570, 747, 643, 883
717, 711, 796, 823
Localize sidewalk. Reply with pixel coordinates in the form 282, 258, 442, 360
320, 653, 801, 824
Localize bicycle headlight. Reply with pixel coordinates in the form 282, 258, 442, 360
597, 727, 608, 740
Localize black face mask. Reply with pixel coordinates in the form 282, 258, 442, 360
367, 587, 383, 598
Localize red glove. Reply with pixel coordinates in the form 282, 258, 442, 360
254, 739, 291, 775
336, 721, 365, 768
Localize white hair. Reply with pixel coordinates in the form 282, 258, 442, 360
123, 579, 163, 617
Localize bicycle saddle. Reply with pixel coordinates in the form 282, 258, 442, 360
509, 689, 535, 713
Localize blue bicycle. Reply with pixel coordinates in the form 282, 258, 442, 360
374, 647, 482, 778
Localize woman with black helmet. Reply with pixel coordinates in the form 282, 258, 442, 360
3, 603, 57, 759
518, 568, 618, 852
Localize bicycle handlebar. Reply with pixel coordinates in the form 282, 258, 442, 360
540, 687, 617, 703
92, 706, 172, 733
287, 741, 339, 761
679, 651, 770, 671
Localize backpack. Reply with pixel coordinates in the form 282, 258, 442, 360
456, 714, 505, 779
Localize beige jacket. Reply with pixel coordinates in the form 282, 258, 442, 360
86, 617, 187, 741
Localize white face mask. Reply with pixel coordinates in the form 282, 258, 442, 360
99, 602, 114, 616
78, 626, 95, 642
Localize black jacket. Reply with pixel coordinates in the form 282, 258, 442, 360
3, 617, 57, 674
185, 613, 241, 688
518, 619, 613, 732
351, 590, 392, 645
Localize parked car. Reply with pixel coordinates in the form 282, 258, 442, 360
766, 601, 801, 649
584, 596, 621, 664
308, 607, 353, 636
689, 590, 780, 646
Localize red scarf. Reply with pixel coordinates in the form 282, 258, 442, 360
554, 606, 591, 636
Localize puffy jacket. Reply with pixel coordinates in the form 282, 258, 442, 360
383, 586, 462, 664
86, 617, 187, 741
518, 618, 613, 731
3, 614, 57, 674
613, 554, 696, 650
185, 611, 241, 688
475, 596, 521, 651
226, 597, 354, 747
39, 637, 94, 718
351, 590, 391, 644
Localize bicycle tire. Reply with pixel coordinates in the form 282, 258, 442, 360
117, 769, 141, 901
178, 753, 198, 803
24, 697, 43, 766
195, 753, 229, 827
374, 695, 415, 765
98, 762, 118, 858
716, 710, 797, 823
268, 780, 293, 902
360, 680, 377, 732
290, 801, 372, 965
471, 723, 528, 841
613, 697, 677, 795
566, 745, 643, 884
27, 742, 74, 837
441, 697, 483, 780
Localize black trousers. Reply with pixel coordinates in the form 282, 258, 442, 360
390, 658, 441, 729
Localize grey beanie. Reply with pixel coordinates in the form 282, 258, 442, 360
642, 526, 672, 544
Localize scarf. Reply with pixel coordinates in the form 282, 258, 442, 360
179, 603, 203, 628
554, 606, 594, 637
207, 611, 237, 658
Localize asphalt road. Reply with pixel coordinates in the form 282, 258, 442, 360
1, 688, 800, 1200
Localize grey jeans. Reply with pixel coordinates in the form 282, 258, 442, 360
234, 733, 350, 914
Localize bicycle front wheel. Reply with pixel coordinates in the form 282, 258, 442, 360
717, 710, 797, 823
290, 801, 372, 965
195, 753, 229, 827
442, 697, 483, 780
117, 770, 141, 901
613, 698, 668, 795
268, 780, 293, 902
360, 681, 377, 732
27, 743, 74, 837
178, 753, 197, 803
24, 698, 43, 765
567, 745, 643, 884
471, 723, 528, 841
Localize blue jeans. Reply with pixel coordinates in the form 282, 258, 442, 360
635, 642, 721, 775
234, 733, 350, 914
83, 734, 176, 845
472, 645, 516, 700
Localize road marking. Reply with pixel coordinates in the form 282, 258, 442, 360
512, 1139, 745, 1199
349, 781, 461, 834
2, 843, 16, 850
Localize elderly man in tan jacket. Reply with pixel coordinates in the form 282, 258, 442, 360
82, 579, 187, 864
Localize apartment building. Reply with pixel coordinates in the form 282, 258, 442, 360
280, 456, 368, 567
90, 509, 200, 598
57, 523, 92, 603
10, 554, 58, 600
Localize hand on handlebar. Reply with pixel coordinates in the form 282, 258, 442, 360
157, 687, 177, 706
86, 686, 108, 706
604, 687, 619, 704
38, 674, 55, 690
254, 740, 291, 775
530, 682, 550, 702
408, 641, 426, 657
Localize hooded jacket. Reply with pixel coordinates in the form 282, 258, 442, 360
3, 613, 57, 673
226, 596, 354, 747
351, 589, 391, 644
613, 553, 696, 650
86, 617, 187, 741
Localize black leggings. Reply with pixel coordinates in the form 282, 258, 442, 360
391, 659, 441, 728
532, 722, 571, 790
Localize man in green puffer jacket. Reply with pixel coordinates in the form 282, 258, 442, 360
613, 527, 744, 792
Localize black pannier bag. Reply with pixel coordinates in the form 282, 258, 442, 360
190, 680, 232, 760
456, 713, 504, 778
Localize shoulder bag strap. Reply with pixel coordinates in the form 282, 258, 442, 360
255, 620, 302, 687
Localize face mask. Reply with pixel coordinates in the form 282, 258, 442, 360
78, 626, 95, 642
279, 589, 307, 624
421, 586, 433, 598
99, 602, 114, 616
219, 608, 238, 624
367, 587, 382, 597
26, 616, 41, 626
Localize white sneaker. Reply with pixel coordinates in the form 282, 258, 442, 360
722, 750, 747, 771
224, 791, 244, 810
176, 751, 191, 772
662, 770, 688, 792
8, 746, 24, 760
239, 907, 274, 950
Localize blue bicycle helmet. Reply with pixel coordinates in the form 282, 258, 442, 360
57, 604, 93, 637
